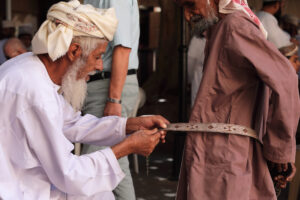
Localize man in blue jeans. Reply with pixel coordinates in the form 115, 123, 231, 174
82, 1, 140, 200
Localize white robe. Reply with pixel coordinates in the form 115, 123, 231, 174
0, 53, 127, 199
187, 36, 206, 107
256, 11, 291, 49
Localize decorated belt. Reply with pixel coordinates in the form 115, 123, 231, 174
161, 123, 258, 140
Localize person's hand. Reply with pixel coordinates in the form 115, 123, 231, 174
111, 129, 163, 159
268, 161, 297, 188
126, 115, 170, 132
103, 102, 122, 116
126, 115, 169, 142
127, 129, 162, 156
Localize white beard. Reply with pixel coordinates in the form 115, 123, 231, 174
61, 58, 87, 111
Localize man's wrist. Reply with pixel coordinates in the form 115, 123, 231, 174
107, 97, 122, 104
111, 137, 134, 159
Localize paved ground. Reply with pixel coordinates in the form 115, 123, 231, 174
129, 93, 180, 200
129, 151, 178, 200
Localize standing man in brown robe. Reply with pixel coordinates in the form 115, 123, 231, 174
174, 0, 300, 199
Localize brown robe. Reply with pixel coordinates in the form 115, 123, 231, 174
176, 11, 300, 200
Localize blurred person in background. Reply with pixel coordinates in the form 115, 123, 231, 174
280, 15, 298, 38
187, 35, 205, 107
279, 43, 300, 73
0, 37, 27, 65
18, 24, 34, 50
257, 0, 291, 49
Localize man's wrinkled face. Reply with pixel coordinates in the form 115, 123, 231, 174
61, 41, 108, 111
77, 41, 108, 81
180, 0, 218, 37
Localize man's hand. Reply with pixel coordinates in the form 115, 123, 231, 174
268, 161, 297, 188
126, 115, 169, 132
111, 129, 163, 159
103, 102, 122, 116
126, 115, 169, 143
127, 129, 162, 156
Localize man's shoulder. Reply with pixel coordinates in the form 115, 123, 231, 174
0, 53, 55, 101
220, 11, 260, 34
1, 53, 40, 79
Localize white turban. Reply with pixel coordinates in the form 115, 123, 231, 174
218, 0, 268, 38
32, 0, 118, 61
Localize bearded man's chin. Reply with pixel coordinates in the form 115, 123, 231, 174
60, 58, 88, 111
61, 79, 87, 111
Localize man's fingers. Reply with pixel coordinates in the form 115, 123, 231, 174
152, 115, 169, 128
286, 163, 296, 181
144, 128, 158, 135
282, 163, 288, 172
280, 183, 287, 188
153, 131, 162, 141
274, 175, 284, 181
156, 115, 170, 124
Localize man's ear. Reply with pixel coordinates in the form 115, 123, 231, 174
67, 43, 82, 62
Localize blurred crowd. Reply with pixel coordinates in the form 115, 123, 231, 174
0, 20, 35, 64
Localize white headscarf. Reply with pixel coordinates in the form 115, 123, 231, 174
32, 0, 118, 61
218, 0, 268, 38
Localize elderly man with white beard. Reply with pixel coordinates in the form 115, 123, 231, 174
175, 0, 300, 199
0, 1, 169, 199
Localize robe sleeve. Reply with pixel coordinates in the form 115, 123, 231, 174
16, 104, 125, 196
225, 21, 300, 163
61, 99, 127, 146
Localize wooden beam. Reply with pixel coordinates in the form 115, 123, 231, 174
138, 0, 160, 7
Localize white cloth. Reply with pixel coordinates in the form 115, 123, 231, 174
188, 36, 206, 107
218, 0, 267, 38
257, 11, 292, 49
0, 144, 23, 199
32, 0, 118, 61
0, 52, 127, 200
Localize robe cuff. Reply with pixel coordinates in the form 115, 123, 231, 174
263, 147, 296, 163
99, 148, 125, 179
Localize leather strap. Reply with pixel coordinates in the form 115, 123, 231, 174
162, 122, 258, 140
